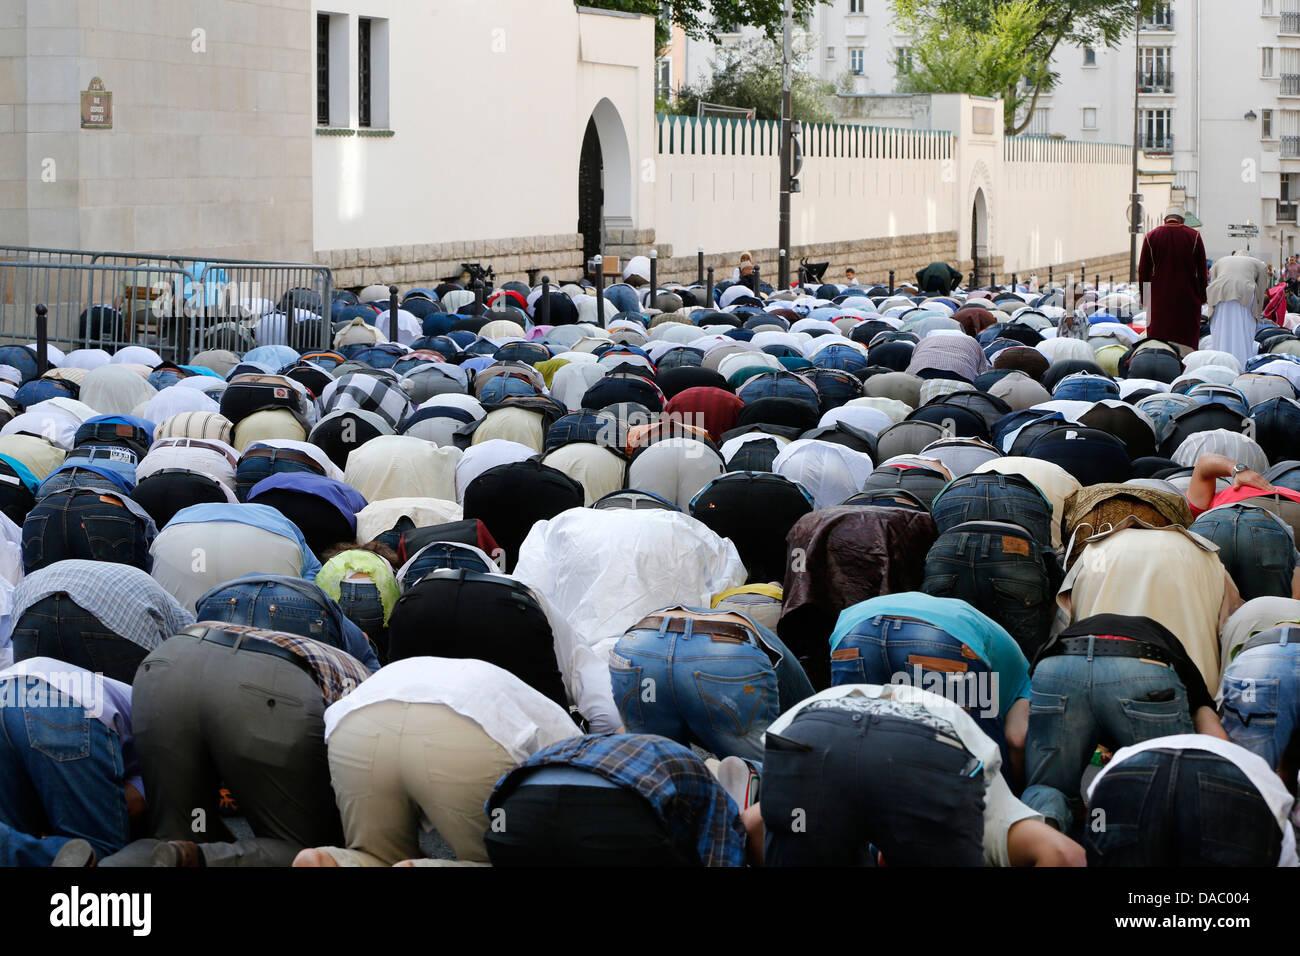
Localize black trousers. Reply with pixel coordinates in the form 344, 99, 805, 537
761, 707, 987, 866
484, 782, 694, 866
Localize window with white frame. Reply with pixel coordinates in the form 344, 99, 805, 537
849, 47, 864, 74
1083, 45, 1096, 66
849, 0, 865, 13
1082, 107, 1098, 129
1264, 47, 1276, 77
1264, 0, 1277, 15
1264, 108, 1276, 138
1140, 108, 1172, 150
1027, 108, 1050, 135
896, 46, 913, 74
827, 45, 836, 60
657, 58, 672, 100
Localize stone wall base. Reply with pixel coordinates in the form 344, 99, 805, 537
316, 233, 586, 290
1011, 251, 1135, 288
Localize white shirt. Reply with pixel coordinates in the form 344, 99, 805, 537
354, 497, 464, 545
323, 656, 579, 764
1087, 734, 1297, 867
763, 684, 1043, 867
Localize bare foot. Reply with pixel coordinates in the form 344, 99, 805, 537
292, 848, 340, 867
393, 859, 418, 867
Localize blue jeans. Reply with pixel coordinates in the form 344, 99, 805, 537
610, 609, 812, 762
1086, 747, 1282, 866
0, 698, 130, 866
930, 475, 1055, 548
829, 616, 1010, 768
337, 580, 387, 663
11, 594, 150, 685
234, 453, 321, 502
1023, 650, 1193, 831
1221, 639, 1300, 769
194, 578, 379, 671
1189, 506, 1297, 602
922, 522, 1054, 659
22, 491, 152, 574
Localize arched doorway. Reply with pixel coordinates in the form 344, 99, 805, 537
971, 188, 990, 287
578, 117, 603, 276
578, 98, 633, 281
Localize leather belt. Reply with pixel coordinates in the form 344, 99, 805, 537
1240, 625, 1300, 656
1050, 636, 1172, 667
240, 447, 324, 473
191, 626, 317, 681
631, 614, 758, 645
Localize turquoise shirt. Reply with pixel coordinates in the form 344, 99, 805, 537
829, 592, 1031, 718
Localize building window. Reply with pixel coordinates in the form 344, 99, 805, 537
316, 14, 330, 125
1264, 0, 1276, 15
849, 47, 864, 74
1264, 47, 1276, 77
1082, 107, 1098, 130
1139, 47, 1172, 91
1140, 108, 1173, 151
1083, 45, 1096, 66
849, 0, 865, 12
1264, 108, 1276, 138
358, 17, 372, 127
827, 46, 835, 60
1143, 1, 1172, 29
1027, 108, 1050, 135
895, 46, 913, 74
657, 58, 672, 101
1282, 174, 1299, 222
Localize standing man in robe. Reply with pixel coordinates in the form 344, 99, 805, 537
1138, 206, 1208, 350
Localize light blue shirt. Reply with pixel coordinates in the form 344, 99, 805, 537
829, 592, 1031, 716
164, 503, 322, 580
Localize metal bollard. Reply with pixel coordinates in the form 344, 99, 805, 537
473, 279, 484, 314
540, 276, 551, 325
889, 270, 895, 294
706, 266, 714, 308
389, 285, 399, 329
753, 264, 761, 293
697, 246, 704, 285
593, 256, 605, 326
1048, 264, 1054, 287
35, 304, 48, 376
1012, 273, 1018, 290
649, 249, 657, 299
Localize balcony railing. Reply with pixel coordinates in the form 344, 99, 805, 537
1283, 11, 1300, 34
1139, 71, 1174, 93
1284, 73, 1300, 95
1280, 201, 1299, 223
1139, 133, 1174, 152
1282, 135, 1300, 158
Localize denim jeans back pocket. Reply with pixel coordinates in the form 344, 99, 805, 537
693, 667, 777, 738
1027, 689, 1067, 756
829, 646, 869, 687
1086, 764, 1159, 861
1195, 770, 1282, 866
24, 708, 91, 762
1119, 690, 1190, 740
608, 662, 644, 730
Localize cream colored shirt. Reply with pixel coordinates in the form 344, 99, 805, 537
1057, 521, 1241, 691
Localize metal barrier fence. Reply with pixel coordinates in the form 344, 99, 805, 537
0, 246, 333, 360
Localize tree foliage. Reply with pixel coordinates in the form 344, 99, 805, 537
671, 36, 835, 122
893, 0, 1164, 134
581, 0, 832, 52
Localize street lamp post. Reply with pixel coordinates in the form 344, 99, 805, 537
778, 0, 793, 289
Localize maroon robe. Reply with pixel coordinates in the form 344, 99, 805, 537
1138, 222, 1208, 349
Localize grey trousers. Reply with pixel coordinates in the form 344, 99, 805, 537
104, 633, 343, 867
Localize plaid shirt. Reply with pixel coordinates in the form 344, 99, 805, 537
14, 560, 194, 652
905, 335, 989, 381
190, 623, 371, 706
321, 372, 412, 430
487, 733, 747, 866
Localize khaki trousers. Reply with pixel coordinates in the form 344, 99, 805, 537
318, 700, 515, 866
